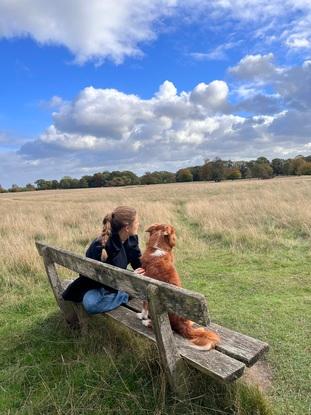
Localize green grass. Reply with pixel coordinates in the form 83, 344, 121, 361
175, 201, 311, 415
0, 278, 272, 415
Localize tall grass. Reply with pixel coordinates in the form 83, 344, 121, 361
0, 176, 310, 414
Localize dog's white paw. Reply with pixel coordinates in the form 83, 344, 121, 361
136, 309, 149, 320
142, 319, 152, 327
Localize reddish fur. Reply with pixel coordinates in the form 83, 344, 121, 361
142, 224, 220, 350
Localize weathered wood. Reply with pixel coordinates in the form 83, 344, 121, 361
210, 324, 269, 367
41, 247, 79, 327
106, 300, 246, 382
58, 280, 246, 382
126, 298, 268, 367
147, 285, 189, 396
72, 303, 92, 334
36, 242, 209, 325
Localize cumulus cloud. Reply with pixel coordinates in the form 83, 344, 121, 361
229, 53, 280, 82
19, 80, 233, 159
190, 81, 229, 111
230, 54, 311, 112
16, 56, 311, 182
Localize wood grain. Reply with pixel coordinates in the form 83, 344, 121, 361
36, 242, 209, 325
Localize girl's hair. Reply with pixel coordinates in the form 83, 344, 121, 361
100, 206, 137, 261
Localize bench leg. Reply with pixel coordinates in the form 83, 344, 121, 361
72, 303, 92, 334
147, 285, 189, 398
42, 247, 79, 328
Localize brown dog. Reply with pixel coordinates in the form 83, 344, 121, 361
137, 223, 220, 350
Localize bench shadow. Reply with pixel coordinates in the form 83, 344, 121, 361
6, 311, 272, 415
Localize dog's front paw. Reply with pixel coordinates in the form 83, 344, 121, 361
136, 309, 149, 320
136, 312, 145, 320
142, 319, 152, 328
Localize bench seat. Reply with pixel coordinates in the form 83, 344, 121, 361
63, 281, 267, 382
126, 298, 269, 367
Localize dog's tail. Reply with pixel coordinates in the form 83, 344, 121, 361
169, 314, 220, 351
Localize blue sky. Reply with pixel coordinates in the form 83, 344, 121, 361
0, 1, 311, 187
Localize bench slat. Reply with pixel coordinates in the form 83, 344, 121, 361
106, 305, 245, 382
210, 323, 269, 367
36, 242, 209, 326
126, 298, 268, 367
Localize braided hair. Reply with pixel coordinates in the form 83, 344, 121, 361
100, 206, 137, 261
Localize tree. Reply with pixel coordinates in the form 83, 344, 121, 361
25, 183, 36, 191
176, 168, 193, 182
140, 172, 160, 185
156, 171, 176, 183
289, 157, 307, 175
188, 166, 202, 181
302, 161, 311, 175
239, 162, 252, 179
256, 156, 270, 165
251, 162, 273, 179
9, 184, 21, 192
201, 159, 225, 182
51, 180, 59, 189
79, 177, 89, 188
91, 172, 106, 187
59, 176, 74, 189
80, 175, 93, 187
35, 179, 51, 190
225, 168, 242, 180
272, 158, 285, 175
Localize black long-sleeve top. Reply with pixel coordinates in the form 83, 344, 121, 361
62, 232, 142, 303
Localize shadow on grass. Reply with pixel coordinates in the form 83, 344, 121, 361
1, 311, 273, 415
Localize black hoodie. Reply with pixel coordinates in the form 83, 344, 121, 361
62, 232, 142, 303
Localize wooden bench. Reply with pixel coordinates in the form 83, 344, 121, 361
36, 241, 269, 396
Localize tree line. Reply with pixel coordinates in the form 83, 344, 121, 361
1, 155, 311, 193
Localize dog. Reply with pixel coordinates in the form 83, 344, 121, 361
137, 223, 220, 350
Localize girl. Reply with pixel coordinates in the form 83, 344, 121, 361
62, 206, 145, 314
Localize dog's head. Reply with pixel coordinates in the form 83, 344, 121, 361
145, 223, 177, 249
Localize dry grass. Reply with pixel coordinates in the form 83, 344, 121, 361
184, 177, 311, 250
1, 176, 310, 414
1, 176, 310, 281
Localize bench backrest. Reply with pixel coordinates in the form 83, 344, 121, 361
36, 241, 210, 325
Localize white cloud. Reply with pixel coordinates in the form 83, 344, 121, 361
13, 58, 311, 180
190, 81, 229, 110
0, 0, 176, 64
286, 36, 311, 49
229, 53, 280, 82
230, 55, 311, 112
20, 80, 233, 159
155, 81, 178, 99
189, 42, 236, 61
1, 0, 311, 65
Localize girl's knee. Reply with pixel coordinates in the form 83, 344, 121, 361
82, 289, 101, 314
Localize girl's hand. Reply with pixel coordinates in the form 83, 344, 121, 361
134, 267, 145, 275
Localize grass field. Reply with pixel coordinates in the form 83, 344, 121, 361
0, 177, 310, 414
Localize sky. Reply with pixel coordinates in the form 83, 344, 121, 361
0, 0, 311, 187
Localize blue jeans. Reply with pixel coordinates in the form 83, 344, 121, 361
82, 287, 129, 314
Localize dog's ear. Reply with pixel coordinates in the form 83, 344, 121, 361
162, 224, 174, 236
168, 228, 176, 247
145, 223, 160, 233
162, 225, 176, 247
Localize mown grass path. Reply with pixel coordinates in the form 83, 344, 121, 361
174, 199, 311, 415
